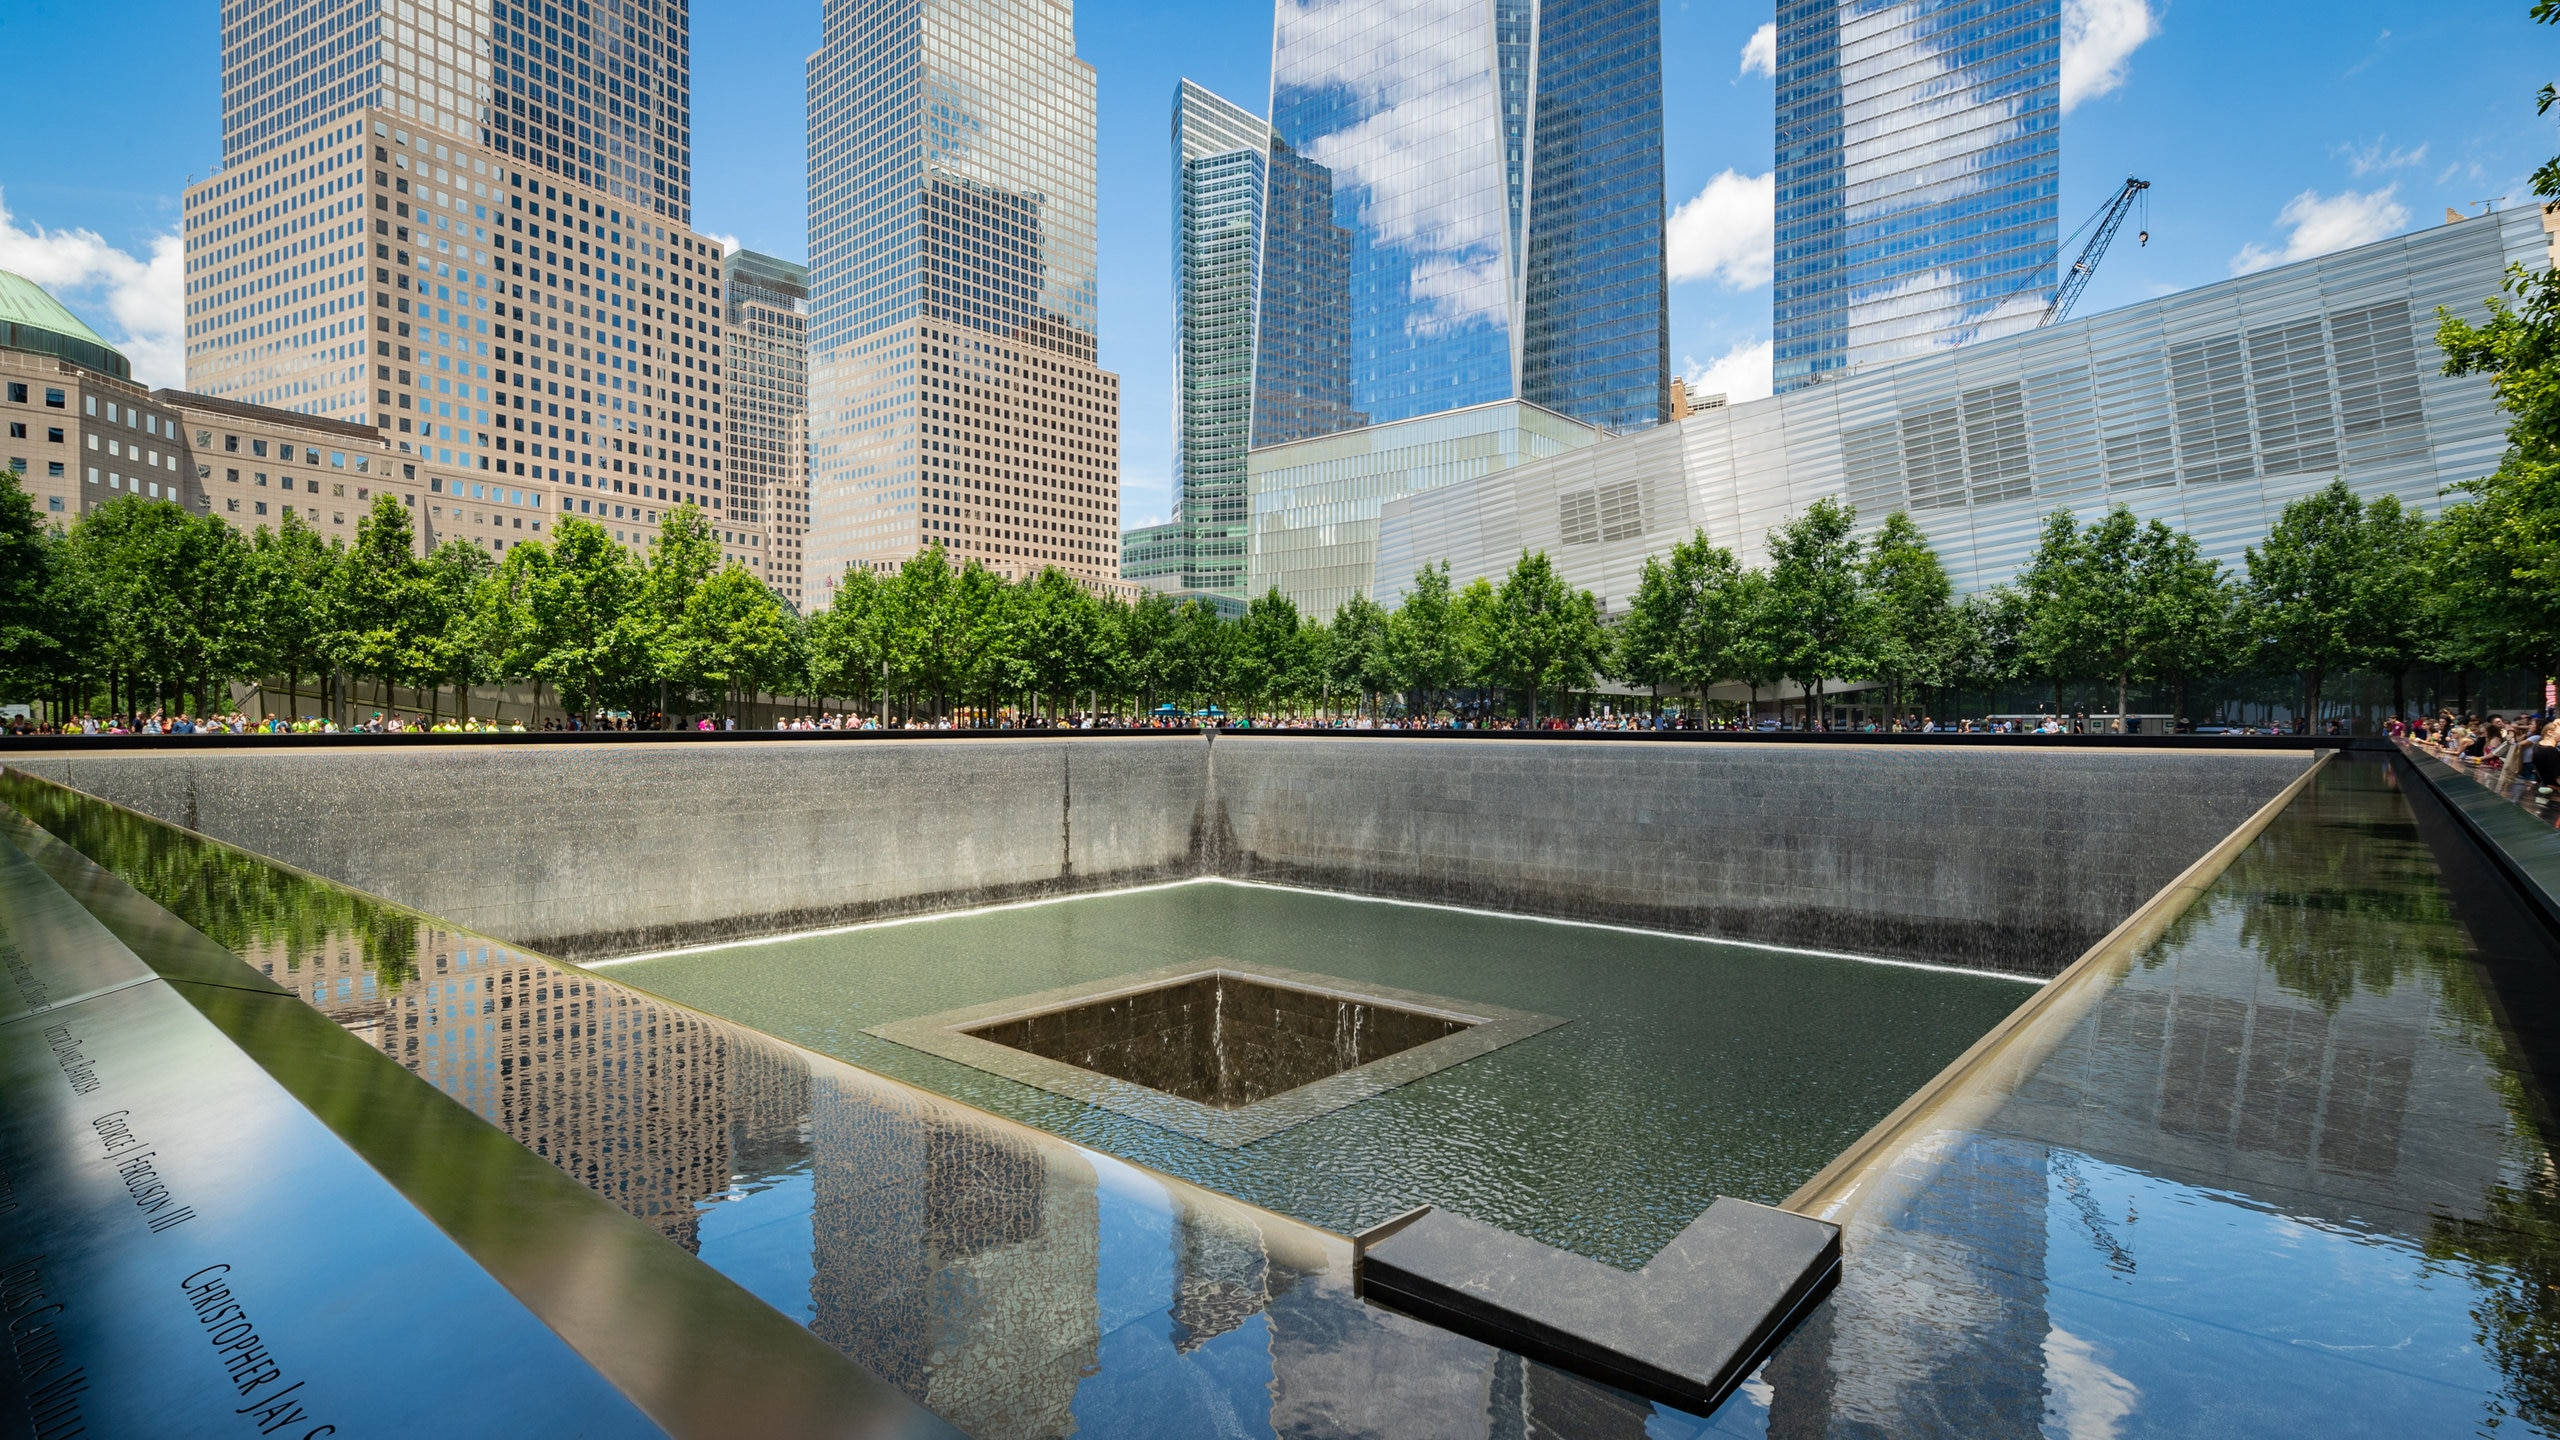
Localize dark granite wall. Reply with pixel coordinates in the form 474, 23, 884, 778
10, 738, 2312, 975
1207, 740, 2314, 975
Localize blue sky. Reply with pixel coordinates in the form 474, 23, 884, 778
1, 0, 2553, 530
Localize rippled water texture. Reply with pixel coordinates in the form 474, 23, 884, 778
610, 884, 2031, 1266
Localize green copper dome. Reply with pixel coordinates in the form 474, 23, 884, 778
0, 269, 129, 381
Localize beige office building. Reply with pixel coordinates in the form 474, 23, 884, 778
804, 0, 1123, 599
180, 0, 769, 576
725, 250, 811, 608
4, 269, 433, 545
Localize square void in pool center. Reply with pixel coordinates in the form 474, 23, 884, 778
868, 961, 1566, 1148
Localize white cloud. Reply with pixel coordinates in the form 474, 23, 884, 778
1667, 170, 1774, 290
2042, 1326, 2141, 1440
707, 232, 741, 256
2060, 0, 2156, 112
0, 191, 183, 388
1277, 0, 1509, 334
2340, 139, 2428, 177
1680, 338, 1773, 405
2229, 186, 2411, 275
1738, 22, 1777, 79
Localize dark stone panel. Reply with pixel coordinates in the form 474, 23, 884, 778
9, 738, 2310, 977
1359, 1198, 1840, 1416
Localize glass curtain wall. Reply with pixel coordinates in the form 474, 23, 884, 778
1773, 0, 2060, 393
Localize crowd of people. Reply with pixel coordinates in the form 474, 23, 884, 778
0, 704, 2434, 737
2402, 711, 2560, 797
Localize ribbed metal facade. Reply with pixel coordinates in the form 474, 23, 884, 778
1378, 210, 2541, 609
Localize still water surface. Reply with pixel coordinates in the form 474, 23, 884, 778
611, 883, 2030, 1266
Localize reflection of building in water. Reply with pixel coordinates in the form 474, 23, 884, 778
1170, 1207, 1278, 1352
353, 933, 740, 1250
1766, 1130, 2052, 1437
247, 938, 395, 1051
808, 1075, 1099, 1440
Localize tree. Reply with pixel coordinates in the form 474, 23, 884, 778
1489, 550, 1606, 724
326, 495, 424, 716
1113, 590, 1181, 715
806, 563, 891, 718
1764, 499, 1871, 727
2353, 496, 2432, 721
1233, 587, 1305, 717
0, 470, 60, 710
2245, 480, 2371, 729
676, 566, 795, 722
1169, 597, 1231, 713
1860, 511, 1956, 721
2074, 508, 2146, 729
247, 510, 339, 719
1015, 567, 1104, 722
634, 504, 722, 714
1326, 593, 1393, 717
2131, 521, 2238, 724
528, 517, 645, 714
2014, 508, 2087, 712
1387, 562, 1467, 717
417, 539, 498, 719
1612, 547, 1690, 713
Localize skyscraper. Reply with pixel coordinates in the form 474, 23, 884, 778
220, 0, 695, 224
1165, 81, 1273, 601
1771, 0, 2061, 393
804, 0, 1122, 602
1240, 0, 1661, 610
1254, 0, 1667, 443
726, 250, 811, 608
184, 0, 761, 576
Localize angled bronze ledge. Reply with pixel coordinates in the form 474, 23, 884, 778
869, 960, 1567, 1148
1353, 1199, 1841, 1416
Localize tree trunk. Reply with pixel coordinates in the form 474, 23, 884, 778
2116, 673, 2128, 734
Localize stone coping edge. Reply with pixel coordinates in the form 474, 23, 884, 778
1356, 1199, 1841, 1417
1781, 748, 2336, 1225
2398, 747, 2560, 943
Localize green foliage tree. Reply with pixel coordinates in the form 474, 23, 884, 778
1764, 498, 1871, 726
1233, 587, 1306, 717
1014, 566, 1103, 722
1488, 550, 1605, 724
0, 470, 60, 708
1326, 593, 1394, 717
527, 516, 644, 714
677, 565, 796, 722
1860, 511, 1956, 720
1387, 562, 1466, 716
325, 495, 423, 716
2245, 480, 2372, 728
248, 510, 339, 718
805, 563, 890, 718
2131, 521, 2238, 724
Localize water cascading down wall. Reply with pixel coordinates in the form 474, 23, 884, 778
3, 737, 2319, 977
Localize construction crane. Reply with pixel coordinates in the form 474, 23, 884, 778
2042, 177, 2151, 327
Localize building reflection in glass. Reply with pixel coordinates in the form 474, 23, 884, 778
1257, 0, 1666, 440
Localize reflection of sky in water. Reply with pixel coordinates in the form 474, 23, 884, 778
16, 756, 2560, 1437
694, 1165, 817, 1326
2038, 1156, 2526, 1439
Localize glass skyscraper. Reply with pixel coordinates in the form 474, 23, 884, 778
1254, 0, 1668, 444
1165, 81, 1273, 601
1772, 0, 2060, 393
805, 0, 1122, 601
218, 0, 693, 223
1238, 0, 1665, 611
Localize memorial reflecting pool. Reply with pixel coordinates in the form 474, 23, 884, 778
10, 755, 2560, 1436
606, 885, 2028, 1265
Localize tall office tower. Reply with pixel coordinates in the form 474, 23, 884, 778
220, 0, 694, 223
1771, 0, 2061, 393
726, 250, 811, 608
1164, 81, 1273, 601
1244, 0, 1663, 610
804, 0, 1123, 603
185, 0, 762, 575
1254, 0, 1667, 445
